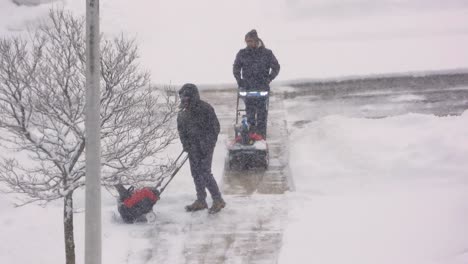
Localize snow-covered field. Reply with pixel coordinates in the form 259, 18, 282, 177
1, 108, 468, 263
1, 0, 468, 263
280, 112, 468, 264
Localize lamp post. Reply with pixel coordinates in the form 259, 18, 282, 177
85, 0, 101, 263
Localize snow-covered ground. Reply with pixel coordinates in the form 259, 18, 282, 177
0, 139, 226, 263
1, 88, 468, 263
280, 112, 468, 264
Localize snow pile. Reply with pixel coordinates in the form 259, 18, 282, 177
0, 193, 65, 263
279, 111, 468, 264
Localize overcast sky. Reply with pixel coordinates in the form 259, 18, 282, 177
2, 0, 468, 85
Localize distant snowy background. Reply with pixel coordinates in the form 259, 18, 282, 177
1, 0, 467, 84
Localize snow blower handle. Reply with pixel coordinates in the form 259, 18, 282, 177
153, 150, 185, 188
158, 150, 189, 195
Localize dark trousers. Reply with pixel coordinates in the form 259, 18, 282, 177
188, 146, 222, 201
244, 97, 268, 137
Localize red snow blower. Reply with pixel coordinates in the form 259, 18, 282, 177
115, 151, 188, 223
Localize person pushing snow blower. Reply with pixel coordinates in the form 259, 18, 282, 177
177, 83, 226, 214
114, 83, 225, 223
233, 29, 280, 137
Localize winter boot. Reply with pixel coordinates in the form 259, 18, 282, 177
208, 198, 226, 214
185, 200, 208, 212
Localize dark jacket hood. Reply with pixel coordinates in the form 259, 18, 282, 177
179, 83, 200, 102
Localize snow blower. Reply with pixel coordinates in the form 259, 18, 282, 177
227, 89, 269, 170
115, 150, 189, 223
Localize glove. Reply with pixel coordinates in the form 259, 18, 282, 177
182, 143, 191, 153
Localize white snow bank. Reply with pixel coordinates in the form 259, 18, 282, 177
279, 111, 468, 264
0, 192, 65, 263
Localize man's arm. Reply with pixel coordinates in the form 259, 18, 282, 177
207, 105, 220, 141
177, 115, 190, 151
233, 51, 243, 87
268, 51, 280, 82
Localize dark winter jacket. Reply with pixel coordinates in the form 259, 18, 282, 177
177, 84, 220, 156
233, 46, 280, 91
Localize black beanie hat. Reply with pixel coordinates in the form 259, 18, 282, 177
245, 29, 259, 40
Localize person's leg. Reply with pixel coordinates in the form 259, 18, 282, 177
256, 97, 268, 137
244, 97, 256, 130
185, 150, 209, 211
198, 148, 222, 200
197, 147, 225, 214
188, 153, 207, 201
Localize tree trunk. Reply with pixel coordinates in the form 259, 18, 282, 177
64, 192, 76, 264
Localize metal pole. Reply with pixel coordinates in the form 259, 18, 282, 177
85, 0, 101, 264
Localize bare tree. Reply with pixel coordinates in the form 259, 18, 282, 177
0, 9, 178, 264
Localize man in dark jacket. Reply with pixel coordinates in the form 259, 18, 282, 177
177, 83, 226, 214
233, 29, 280, 137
